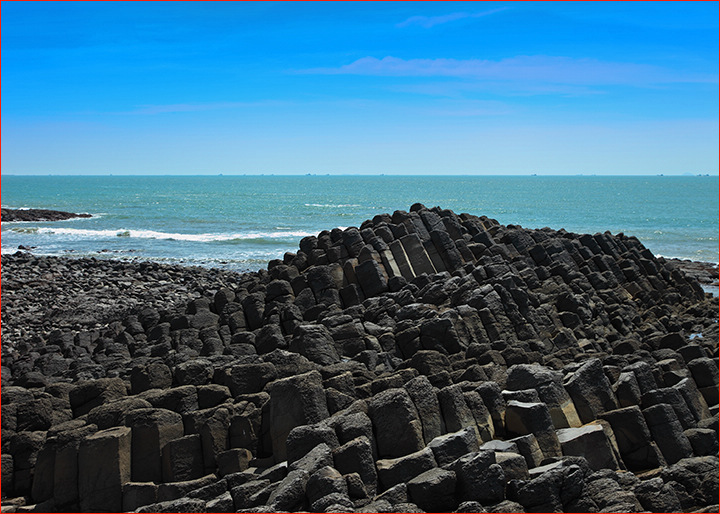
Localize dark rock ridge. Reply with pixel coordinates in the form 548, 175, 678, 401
1, 204, 718, 513
665, 259, 719, 289
1, 208, 92, 222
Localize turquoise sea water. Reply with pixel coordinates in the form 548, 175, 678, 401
1, 175, 718, 270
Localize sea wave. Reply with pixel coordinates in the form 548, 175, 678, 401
304, 203, 361, 208
6, 227, 317, 242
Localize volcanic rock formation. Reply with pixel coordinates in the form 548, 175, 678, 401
1, 204, 718, 513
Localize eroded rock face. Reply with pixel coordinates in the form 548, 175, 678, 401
2, 205, 718, 512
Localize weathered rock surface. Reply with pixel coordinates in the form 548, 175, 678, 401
2, 204, 718, 512
1, 208, 92, 222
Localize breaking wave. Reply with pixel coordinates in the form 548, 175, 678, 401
6, 227, 316, 242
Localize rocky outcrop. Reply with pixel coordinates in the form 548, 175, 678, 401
1, 204, 718, 513
1, 208, 92, 222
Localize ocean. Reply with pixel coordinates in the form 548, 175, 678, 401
2, 175, 718, 271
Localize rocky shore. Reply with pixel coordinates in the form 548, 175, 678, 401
1, 204, 718, 513
1, 208, 92, 223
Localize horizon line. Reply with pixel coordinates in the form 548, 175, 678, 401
2, 173, 718, 178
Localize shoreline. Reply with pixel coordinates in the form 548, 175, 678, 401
661, 258, 719, 286
3, 246, 719, 281
2, 250, 717, 350
1, 207, 92, 222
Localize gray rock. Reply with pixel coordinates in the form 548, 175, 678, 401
563, 358, 619, 424
286, 423, 340, 465
505, 400, 562, 459
333, 436, 378, 494
451, 451, 504, 504
269, 370, 330, 462
289, 325, 341, 366
427, 427, 480, 467
124, 408, 184, 483
78, 426, 131, 512
267, 469, 310, 511
367, 388, 424, 458
288, 442, 333, 475
556, 423, 622, 471
599, 406, 666, 471
306, 466, 349, 506
376, 446, 437, 490
633, 477, 682, 512
407, 467, 457, 512
684, 427, 719, 456
642, 403, 694, 464
162, 434, 204, 483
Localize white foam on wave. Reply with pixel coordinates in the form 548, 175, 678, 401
8, 227, 317, 242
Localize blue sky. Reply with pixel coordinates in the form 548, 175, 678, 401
2, 1, 718, 175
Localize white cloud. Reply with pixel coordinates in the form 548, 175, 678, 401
397, 8, 510, 28
306, 55, 717, 87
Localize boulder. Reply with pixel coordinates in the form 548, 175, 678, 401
124, 408, 184, 483
142, 385, 199, 414
673, 377, 712, 422
286, 423, 340, 465
642, 403, 694, 464
427, 427, 480, 467
367, 388, 425, 458
216, 448, 253, 476
633, 476, 682, 512
227, 363, 278, 396
506, 434, 544, 469
122, 482, 158, 512
451, 451, 505, 504
289, 325, 341, 365
162, 434, 204, 483
556, 423, 622, 471
504, 400, 562, 459
563, 358, 619, 424
512, 463, 584, 512
407, 467, 458, 512
599, 406, 666, 471
355, 259, 389, 298
288, 442, 333, 475
267, 469, 310, 511
86, 397, 153, 430
438, 384, 478, 434
684, 427, 718, 456
495, 451, 529, 481
643, 387, 697, 430
376, 446, 437, 490
506, 364, 581, 429
305, 466, 349, 507
269, 370, 330, 462
332, 436, 378, 493
78, 426, 132, 512
70, 378, 127, 417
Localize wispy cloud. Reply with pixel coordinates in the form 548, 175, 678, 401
388, 81, 605, 98
397, 8, 510, 28
120, 100, 287, 115
305, 55, 717, 87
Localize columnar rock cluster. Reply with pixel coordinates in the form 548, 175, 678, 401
2, 204, 718, 513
